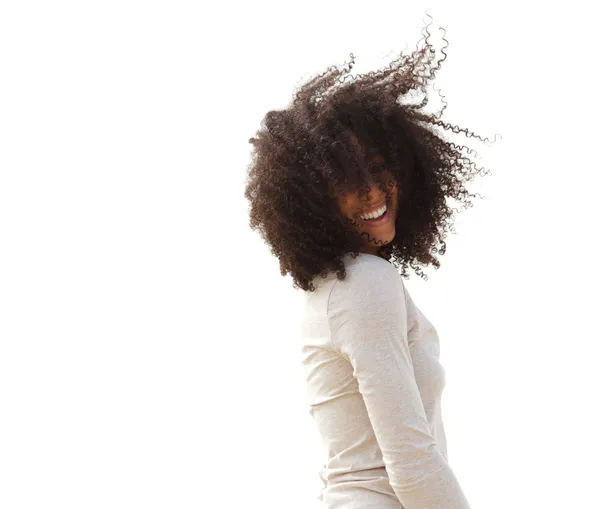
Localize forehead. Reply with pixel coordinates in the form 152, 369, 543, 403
347, 132, 385, 163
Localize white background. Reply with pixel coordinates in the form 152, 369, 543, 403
1, 2, 598, 508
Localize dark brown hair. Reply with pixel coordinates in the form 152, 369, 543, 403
244, 17, 499, 292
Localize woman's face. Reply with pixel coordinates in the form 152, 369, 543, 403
335, 162, 399, 256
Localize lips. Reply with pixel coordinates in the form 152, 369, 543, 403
359, 204, 390, 227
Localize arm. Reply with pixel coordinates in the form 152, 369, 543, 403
327, 258, 470, 509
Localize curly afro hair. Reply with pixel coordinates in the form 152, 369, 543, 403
244, 17, 499, 292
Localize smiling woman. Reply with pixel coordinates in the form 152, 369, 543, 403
243, 18, 497, 292
243, 14, 498, 509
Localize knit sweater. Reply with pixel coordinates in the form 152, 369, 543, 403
299, 252, 471, 509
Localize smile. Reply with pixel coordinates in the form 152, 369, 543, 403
359, 204, 391, 226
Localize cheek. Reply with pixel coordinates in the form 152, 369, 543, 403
338, 203, 360, 226
336, 195, 355, 218
336, 202, 353, 223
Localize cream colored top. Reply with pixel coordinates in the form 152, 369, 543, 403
299, 252, 471, 509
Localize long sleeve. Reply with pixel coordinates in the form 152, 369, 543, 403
326, 258, 470, 509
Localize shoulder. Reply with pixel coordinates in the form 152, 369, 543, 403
328, 253, 405, 310
327, 254, 408, 344
339, 253, 402, 290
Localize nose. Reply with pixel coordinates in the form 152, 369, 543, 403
358, 181, 387, 205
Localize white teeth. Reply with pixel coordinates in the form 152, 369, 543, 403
360, 204, 386, 220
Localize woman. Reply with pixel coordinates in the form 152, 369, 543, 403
244, 17, 496, 509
